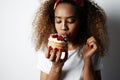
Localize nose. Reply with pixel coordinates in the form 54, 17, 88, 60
61, 21, 68, 30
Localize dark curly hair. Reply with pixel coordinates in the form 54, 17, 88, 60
32, 0, 109, 56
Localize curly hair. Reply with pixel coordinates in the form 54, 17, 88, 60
32, 0, 109, 56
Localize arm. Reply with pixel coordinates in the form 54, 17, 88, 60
40, 48, 68, 80
40, 68, 62, 80
83, 59, 101, 80
46, 65, 62, 80
40, 71, 48, 80
83, 36, 102, 80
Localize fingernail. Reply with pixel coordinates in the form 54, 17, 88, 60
54, 48, 58, 51
48, 46, 52, 50
60, 49, 63, 53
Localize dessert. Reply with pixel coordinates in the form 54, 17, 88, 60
48, 33, 68, 51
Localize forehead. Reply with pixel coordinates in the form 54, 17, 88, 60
55, 3, 77, 17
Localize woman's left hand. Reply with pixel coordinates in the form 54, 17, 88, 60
83, 36, 98, 61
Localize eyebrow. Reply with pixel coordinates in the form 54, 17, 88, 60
55, 16, 76, 19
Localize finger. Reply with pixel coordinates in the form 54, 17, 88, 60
45, 49, 51, 58
89, 42, 97, 50
86, 40, 97, 48
55, 49, 62, 63
50, 48, 58, 61
87, 36, 95, 40
87, 36, 96, 43
89, 43, 98, 56
45, 46, 52, 58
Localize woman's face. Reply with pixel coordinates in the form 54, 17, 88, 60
55, 3, 80, 42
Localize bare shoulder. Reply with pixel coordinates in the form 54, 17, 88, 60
40, 71, 48, 80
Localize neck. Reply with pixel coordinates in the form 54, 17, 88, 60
68, 42, 79, 50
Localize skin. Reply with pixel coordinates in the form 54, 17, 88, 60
40, 3, 101, 80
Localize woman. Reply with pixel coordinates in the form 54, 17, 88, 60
33, 0, 109, 80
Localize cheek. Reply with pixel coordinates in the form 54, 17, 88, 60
69, 24, 79, 33
70, 27, 80, 39
55, 26, 59, 32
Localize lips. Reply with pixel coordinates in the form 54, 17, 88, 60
59, 32, 68, 37
62, 34, 70, 41
57, 32, 70, 41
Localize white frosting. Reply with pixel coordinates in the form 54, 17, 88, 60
48, 36, 66, 43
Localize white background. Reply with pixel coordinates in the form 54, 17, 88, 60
0, 0, 120, 80
0, 0, 40, 80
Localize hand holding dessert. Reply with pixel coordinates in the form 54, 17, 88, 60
45, 33, 68, 69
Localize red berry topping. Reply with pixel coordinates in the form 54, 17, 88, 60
51, 34, 58, 38
54, 34, 58, 38
57, 36, 63, 41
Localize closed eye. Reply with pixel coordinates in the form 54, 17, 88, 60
55, 16, 77, 24
55, 20, 61, 24
55, 17, 61, 24
67, 18, 76, 23
66, 16, 76, 24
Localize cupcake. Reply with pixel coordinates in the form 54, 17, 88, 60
48, 33, 68, 51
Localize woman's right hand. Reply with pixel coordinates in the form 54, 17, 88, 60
45, 46, 68, 72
